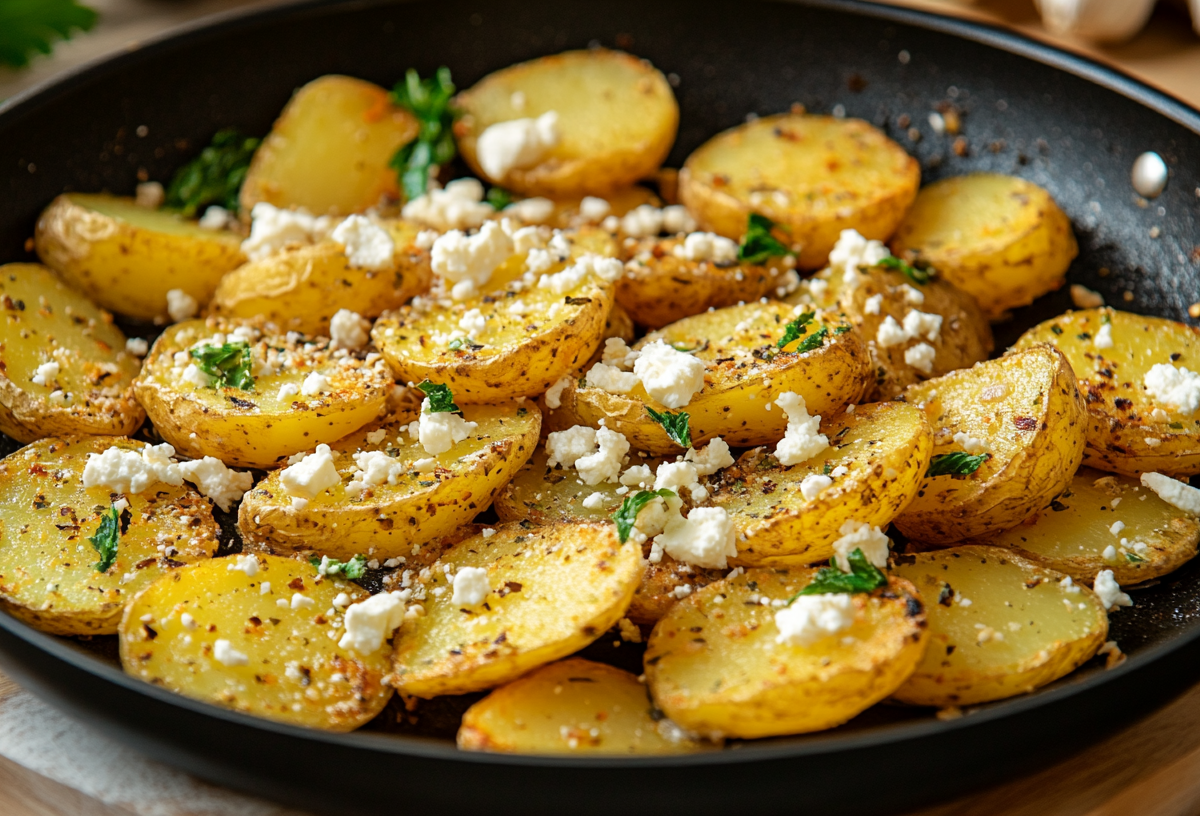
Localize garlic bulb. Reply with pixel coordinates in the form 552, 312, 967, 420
1033, 0, 1158, 43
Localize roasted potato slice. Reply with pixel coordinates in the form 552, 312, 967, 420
454, 49, 678, 198
119, 553, 392, 730
546, 302, 871, 454
390, 521, 642, 697
1016, 308, 1200, 477
891, 546, 1108, 706
34, 193, 245, 321
893, 345, 1087, 545
834, 264, 994, 400
459, 658, 709, 754
372, 229, 618, 403
209, 220, 432, 335
709, 401, 932, 566
616, 235, 794, 329
978, 467, 1200, 585
678, 114, 920, 269
134, 318, 392, 468
0, 437, 219, 636
0, 263, 144, 443
239, 401, 541, 560
645, 569, 927, 739
239, 75, 419, 217
889, 174, 1078, 320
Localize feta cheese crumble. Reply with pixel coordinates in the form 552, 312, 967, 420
584, 361, 640, 395
331, 214, 394, 270
537, 253, 624, 294
578, 197, 611, 223
654, 506, 738, 569
1144, 364, 1200, 415
165, 289, 199, 322
582, 492, 606, 510
774, 593, 855, 646
329, 309, 371, 351
505, 197, 555, 224
800, 473, 833, 501
83, 443, 184, 494
575, 427, 631, 485
674, 232, 739, 264
827, 229, 889, 286
417, 399, 478, 455
831, 520, 890, 570
279, 444, 340, 502
177, 457, 254, 511
952, 432, 988, 455
198, 205, 234, 230
685, 438, 734, 476
347, 450, 405, 493
864, 294, 883, 315
1141, 472, 1200, 515
1094, 322, 1114, 350
401, 178, 493, 232
31, 361, 59, 387
431, 220, 514, 299
905, 342, 937, 374
1093, 570, 1133, 611
125, 337, 149, 357
451, 566, 490, 607
300, 371, 329, 396
544, 377, 571, 409
226, 554, 259, 577
476, 111, 560, 180
240, 203, 332, 261
632, 340, 706, 409
212, 639, 249, 667
339, 592, 407, 654
773, 392, 829, 466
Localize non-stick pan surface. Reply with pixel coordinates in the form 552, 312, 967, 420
1, 1, 1199, 814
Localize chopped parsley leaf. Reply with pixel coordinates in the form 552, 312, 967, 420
190, 341, 255, 390
738, 213, 794, 264
777, 311, 814, 349
389, 67, 456, 201
165, 129, 260, 217
646, 408, 691, 448
310, 554, 368, 580
878, 254, 934, 285
486, 186, 513, 210
89, 504, 121, 573
416, 380, 460, 413
926, 451, 991, 478
613, 489, 676, 543
794, 326, 828, 353
792, 548, 886, 598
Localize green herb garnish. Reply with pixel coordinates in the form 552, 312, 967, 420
791, 548, 886, 599
165, 129, 260, 217
794, 326, 828, 353
89, 504, 121, 573
448, 337, 480, 351
0, 0, 97, 69
612, 489, 676, 543
190, 341, 254, 390
1125, 552, 1146, 564
486, 186, 513, 210
738, 213, 794, 264
389, 67, 457, 201
878, 254, 934, 285
926, 451, 991, 478
777, 311, 814, 349
416, 380, 460, 413
310, 554, 368, 580
646, 408, 691, 448
671, 340, 709, 354
834, 324, 852, 334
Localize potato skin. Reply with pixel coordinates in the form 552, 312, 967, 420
891, 546, 1108, 707
679, 114, 920, 269
0, 263, 144, 443
645, 570, 927, 739
893, 345, 1088, 545
1016, 307, 1200, 477
889, 173, 1078, 321
34, 193, 245, 321
454, 49, 678, 198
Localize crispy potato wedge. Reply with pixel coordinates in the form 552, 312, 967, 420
546, 302, 871, 454
372, 229, 618, 403
34, 193, 245, 321
239, 75, 419, 217
889, 174, 1078, 320
390, 521, 642, 697
209, 220, 432, 335
454, 49, 678, 198
679, 114, 920, 269
978, 467, 1200, 585
239, 401, 541, 560
0, 437, 219, 636
119, 553, 392, 730
834, 265, 994, 400
1016, 308, 1200, 477
616, 235, 794, 329
891, 546, 1107, 706
645, 570, 927, 739
893, 345, 1088, 545
458, 658, 709, 754
708, 401, 932, 566
134, 318, 392, 468
0, 263, 144, 443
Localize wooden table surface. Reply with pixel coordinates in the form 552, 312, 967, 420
3, 1, 1200, 814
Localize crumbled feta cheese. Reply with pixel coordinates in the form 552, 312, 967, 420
277, 382, 299, 401
181, 613, 197, 630
338, 591, 406, 654
902, 310, 942, 342
654, 461, 703, 496
831, 520, 890, 570
1093, 569, 1132, 611
632, 340, 706, 409
240, 203, 332, 261
775, 593, 855, 646
1093, 322, 1114, 350
290, 593, 315, 610
198, 205, 234, 230
827, 229, 889, 286
685, 438, 734, 476
1144, 364, 1200, 414
177, 457, 254, 511
451, 566, 490, 607
347, 450, 404, 493
601, 337, 639, 370
547, 425, 599, 468
401, 178, 494, 232
459, 308, 487, 337
674, 232, 738, 264
1109, 520, 1125, 537
83, 443, 184, 494
431, 220, 514, 298
260, 582, 271, 595
180, 363, 212, 389
830, 465, 849, 477
166, 289, 198, 322
864, 294, 883, 315
800, 473, 833, 501
952, 432, 988, 455
300, 371, 329, 396
476, 111, 560, 180
1102, 544, 1118, 562
329, 309, 371, 351
136, 181, 165, 209
1060, 576, 1081, 594
226, 554, 259, 576
773, 392, 829, 466
655, 506, 738, 569
538, 253, 624, 294
618, 617, 642, 643
331, 214, 394, 270
505, 197, 555, 224
662, 205, 697, 235
125, 337, 149, 357
1141, 472, 1200, 515
900, 284, 925, 305
582, 492, 606, 510
212, 639, 248, 666
578, 197, 611, 223
876, 315, 908, 348
279, 444, 340, 501
31, 361, 59, 386
417, 399, 478, 455
621, 205, 665, 237
584, 361, 640, 395
620, 464, 654, 488
544, 377, 571, 409
905, 342, 937, 374
1071, 285, 1105, 309
575, 428, 630, 485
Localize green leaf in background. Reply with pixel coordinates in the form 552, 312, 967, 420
0, 0, 97, 70
646, 408, 691, 448
389, 67, 457, 201
738, 213, 794, 265
89, 504, 121, 573
417, 380, 461, 413
485, 186, 513, 210
164, 129, 260, 217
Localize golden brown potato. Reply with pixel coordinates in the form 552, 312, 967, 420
134, 318, 392, 468
1015, 308, 1200, 477
977, 467, 1200, 585
645, 569, 927, 739
459, 658, 710, 754
679, 114, 920, 269
454, 49, 678, 198
34, 193, 245, 321
891, 546, 1108, 707
0, 437, 219, 636
390, 521, 642, 697
893, 345, 1088, 545
889, 174, 1078, 320
239, 75, 419, 217
119, 553, 393, 730
708, 401, 932, 566
0, 263, 144, 443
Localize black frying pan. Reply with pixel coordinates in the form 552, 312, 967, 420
1, 1, 1199, 814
